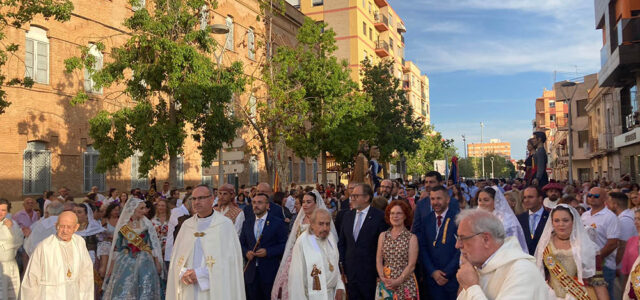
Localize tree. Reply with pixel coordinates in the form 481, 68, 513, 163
458, 154, 516, 179
0, 0, 74, 114
64, 0, 246, 185
260, 18, 371, 186
361, 59, 424, 163
405, 126, 455, 177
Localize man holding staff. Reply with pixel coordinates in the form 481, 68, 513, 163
240, 193, 288, 300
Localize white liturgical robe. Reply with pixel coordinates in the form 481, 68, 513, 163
0, 218, 24, 300
20, 234, 94, 300
24, 216, 57, 256
288, 231, 344, 300
167, 211, 245, 300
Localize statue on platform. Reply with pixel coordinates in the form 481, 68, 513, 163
350, 140, 370, 184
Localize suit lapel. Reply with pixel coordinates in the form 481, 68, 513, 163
355, 208, 373, 244
534, 211, 549, 239
520, 213, 532, 240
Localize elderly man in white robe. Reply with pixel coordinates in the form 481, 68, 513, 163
288, 208, 345, 300
455, 209, 548, 300
24, 200, 64, 256
21, 211, 94, 299
167, 185, 245, 299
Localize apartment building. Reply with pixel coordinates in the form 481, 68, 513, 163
467, 139, 511, 159
403, 60, 430, 124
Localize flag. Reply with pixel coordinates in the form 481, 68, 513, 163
449, 156, 459, 184
274, 169, 280, 193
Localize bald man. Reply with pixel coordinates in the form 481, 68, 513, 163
244, 183, 285, 221
21, 211, 94, 299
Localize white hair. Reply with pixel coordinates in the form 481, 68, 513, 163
455, 208, 505, 243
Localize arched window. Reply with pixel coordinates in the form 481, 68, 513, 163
23, 141, 50, 194
25, 27, 49, 84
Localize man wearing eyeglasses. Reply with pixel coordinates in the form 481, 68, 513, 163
167, 185, 246, 299
581, 186, 620, 300
455, 209, 548, 300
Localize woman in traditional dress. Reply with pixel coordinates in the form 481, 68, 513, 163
98, 203, 120, 278
102, 198, 163, 299
376, 200, 419, 299
477, 186, 529, 252
534, 204, 606, 300
271, 190, 337, 300
0, 199, 23, 300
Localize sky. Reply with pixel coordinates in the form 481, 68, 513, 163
391, 0, 603, 160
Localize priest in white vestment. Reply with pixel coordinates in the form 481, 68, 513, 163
288, 208, 345, 300
24, 200, 64, 256
455, 209, 548, 300
0, 199, 24, 300
167, 185, 245, 300
20, 211, 94, 300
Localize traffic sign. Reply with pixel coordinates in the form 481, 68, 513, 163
223, 138, 245, 149
221, 151, 244, 161
203, 164, 245, 175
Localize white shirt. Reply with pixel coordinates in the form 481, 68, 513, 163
254, 213, 268, 239
618, 208, 637, 242
581, 207, 620, 269
285, 196, 296, 214
352, 205, 370, 238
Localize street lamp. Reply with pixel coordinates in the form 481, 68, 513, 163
211, 23, 230, 188
480, 122, 485, 179
560, 81, 578, 185
490, 156, 495, 178
462, 134, 467, 159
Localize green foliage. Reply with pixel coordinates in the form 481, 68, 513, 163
262, 19, 372, 169
0, 0, 74, 114
360, 59, 425, 162
405, 126, 456, 176
64, 0, 246, 176
458, 154, 516, 179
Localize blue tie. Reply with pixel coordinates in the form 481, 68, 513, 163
354, 211, 364, 241
529, 214, 537, 238
255, 219, 264, 239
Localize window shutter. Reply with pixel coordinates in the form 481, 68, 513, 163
84, 152, 91, 192
23, 151, 33, 194
225, 17, 234, 51
36, 41, 48, 83
248, 28, 255, 60
33, 151, 50, 194
25, 39, 34, 79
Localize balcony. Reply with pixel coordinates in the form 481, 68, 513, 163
402, 80, 410, 90
375, 40, 390, 57
374, 0, 388, 8
397, 22, 406, 33
374, 13, 389, 32
599, 17, 640, 87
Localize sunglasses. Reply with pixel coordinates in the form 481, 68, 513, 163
587, 193, 600, 198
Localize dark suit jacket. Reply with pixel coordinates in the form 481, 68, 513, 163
338, 206, 388, 288
418, 208, 460, 281
517, 208, 550, 255
239, 213, 288, 285
411, 197, 459, 236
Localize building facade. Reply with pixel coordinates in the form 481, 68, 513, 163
0, 0, 308, 202
403, 60, 430, 124
586, 81, 623, 181
467, 140, 511, 159
596, 0, 640, 182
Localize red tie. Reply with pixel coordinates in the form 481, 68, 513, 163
437, 215, 443, 227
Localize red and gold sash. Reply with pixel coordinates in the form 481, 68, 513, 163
543, 245, 590, 300
119, 224, 152, 255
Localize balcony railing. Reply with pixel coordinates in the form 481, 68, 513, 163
375, 41, 390, 57
374, 0, 388, 8
618, 17, 640, 45
374, 13, 389, 32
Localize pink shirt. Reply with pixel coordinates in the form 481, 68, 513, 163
12, 209, 40, 229
622, 235, 639, 275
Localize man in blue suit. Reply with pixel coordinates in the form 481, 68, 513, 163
418, 186, 460, 300
240, 193, 288, 300
517, 185, 549, 255
338, 183, 388, 300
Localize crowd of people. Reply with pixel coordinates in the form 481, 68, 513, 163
2, 169, 640, 300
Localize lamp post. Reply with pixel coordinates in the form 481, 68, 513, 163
481, 122, 485, 179
211, 23, 230, 188
490, 156, 495, 179
560, 81, 578, 185
462, 134, 467, 159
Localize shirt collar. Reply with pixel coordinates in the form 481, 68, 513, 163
436, 208, 449, 219
357, 205, 370, 215
256, 212, 268, 221
529, 206, 544, 216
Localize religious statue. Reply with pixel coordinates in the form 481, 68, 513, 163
350, 140, 369, 184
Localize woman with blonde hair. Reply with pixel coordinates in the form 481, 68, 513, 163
505, 189, 525, 215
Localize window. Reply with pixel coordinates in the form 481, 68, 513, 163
363, 22, 366, 35
288, 157, 293, 183
578, 130, 589, 148
576, 99, 587, 117
23, 141, 50, 195
132, 0, 145, 10
549, 100, 555, 108
25, 27, 49, 84
369, 28, 372, 40
249, 94, 257, 117
225, 16, 234, 51
300, 159, 306, 183
200, 5, 209, 30
247, 27, 255, 60
312, 159, 318, 183
550, 114, 556, 122
250, 156, 259, 186
312, 0, 323, 6
84, 146, 105, 192
174, 156, 184, 188
368, 2, 371, 13
84, 43, 103, 94
131, 151, 148, 189
389, 38, 394, 52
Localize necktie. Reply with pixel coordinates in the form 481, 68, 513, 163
529, 213, 537, 238
437, 215, 443, 228
255, 218, 264, 239
354, 211, 364, 241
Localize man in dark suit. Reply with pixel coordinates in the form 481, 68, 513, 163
240, 193, 288, 300
412, 171, 459, 236
338, 183, 388, 300
418, 186, 460, 300
517, 185, 549, 255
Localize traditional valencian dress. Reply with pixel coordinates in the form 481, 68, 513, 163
0, 218, 24, 300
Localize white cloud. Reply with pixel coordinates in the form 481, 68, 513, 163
420, 21, 468, 34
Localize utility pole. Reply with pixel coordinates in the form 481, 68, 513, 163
462, 134, 467, 159
481, 122, 485, 179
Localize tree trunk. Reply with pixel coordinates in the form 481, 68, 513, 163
321, 151, 328, 186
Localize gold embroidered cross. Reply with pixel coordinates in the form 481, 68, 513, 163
178, 256, 185, 267
206, 256, 216, 268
